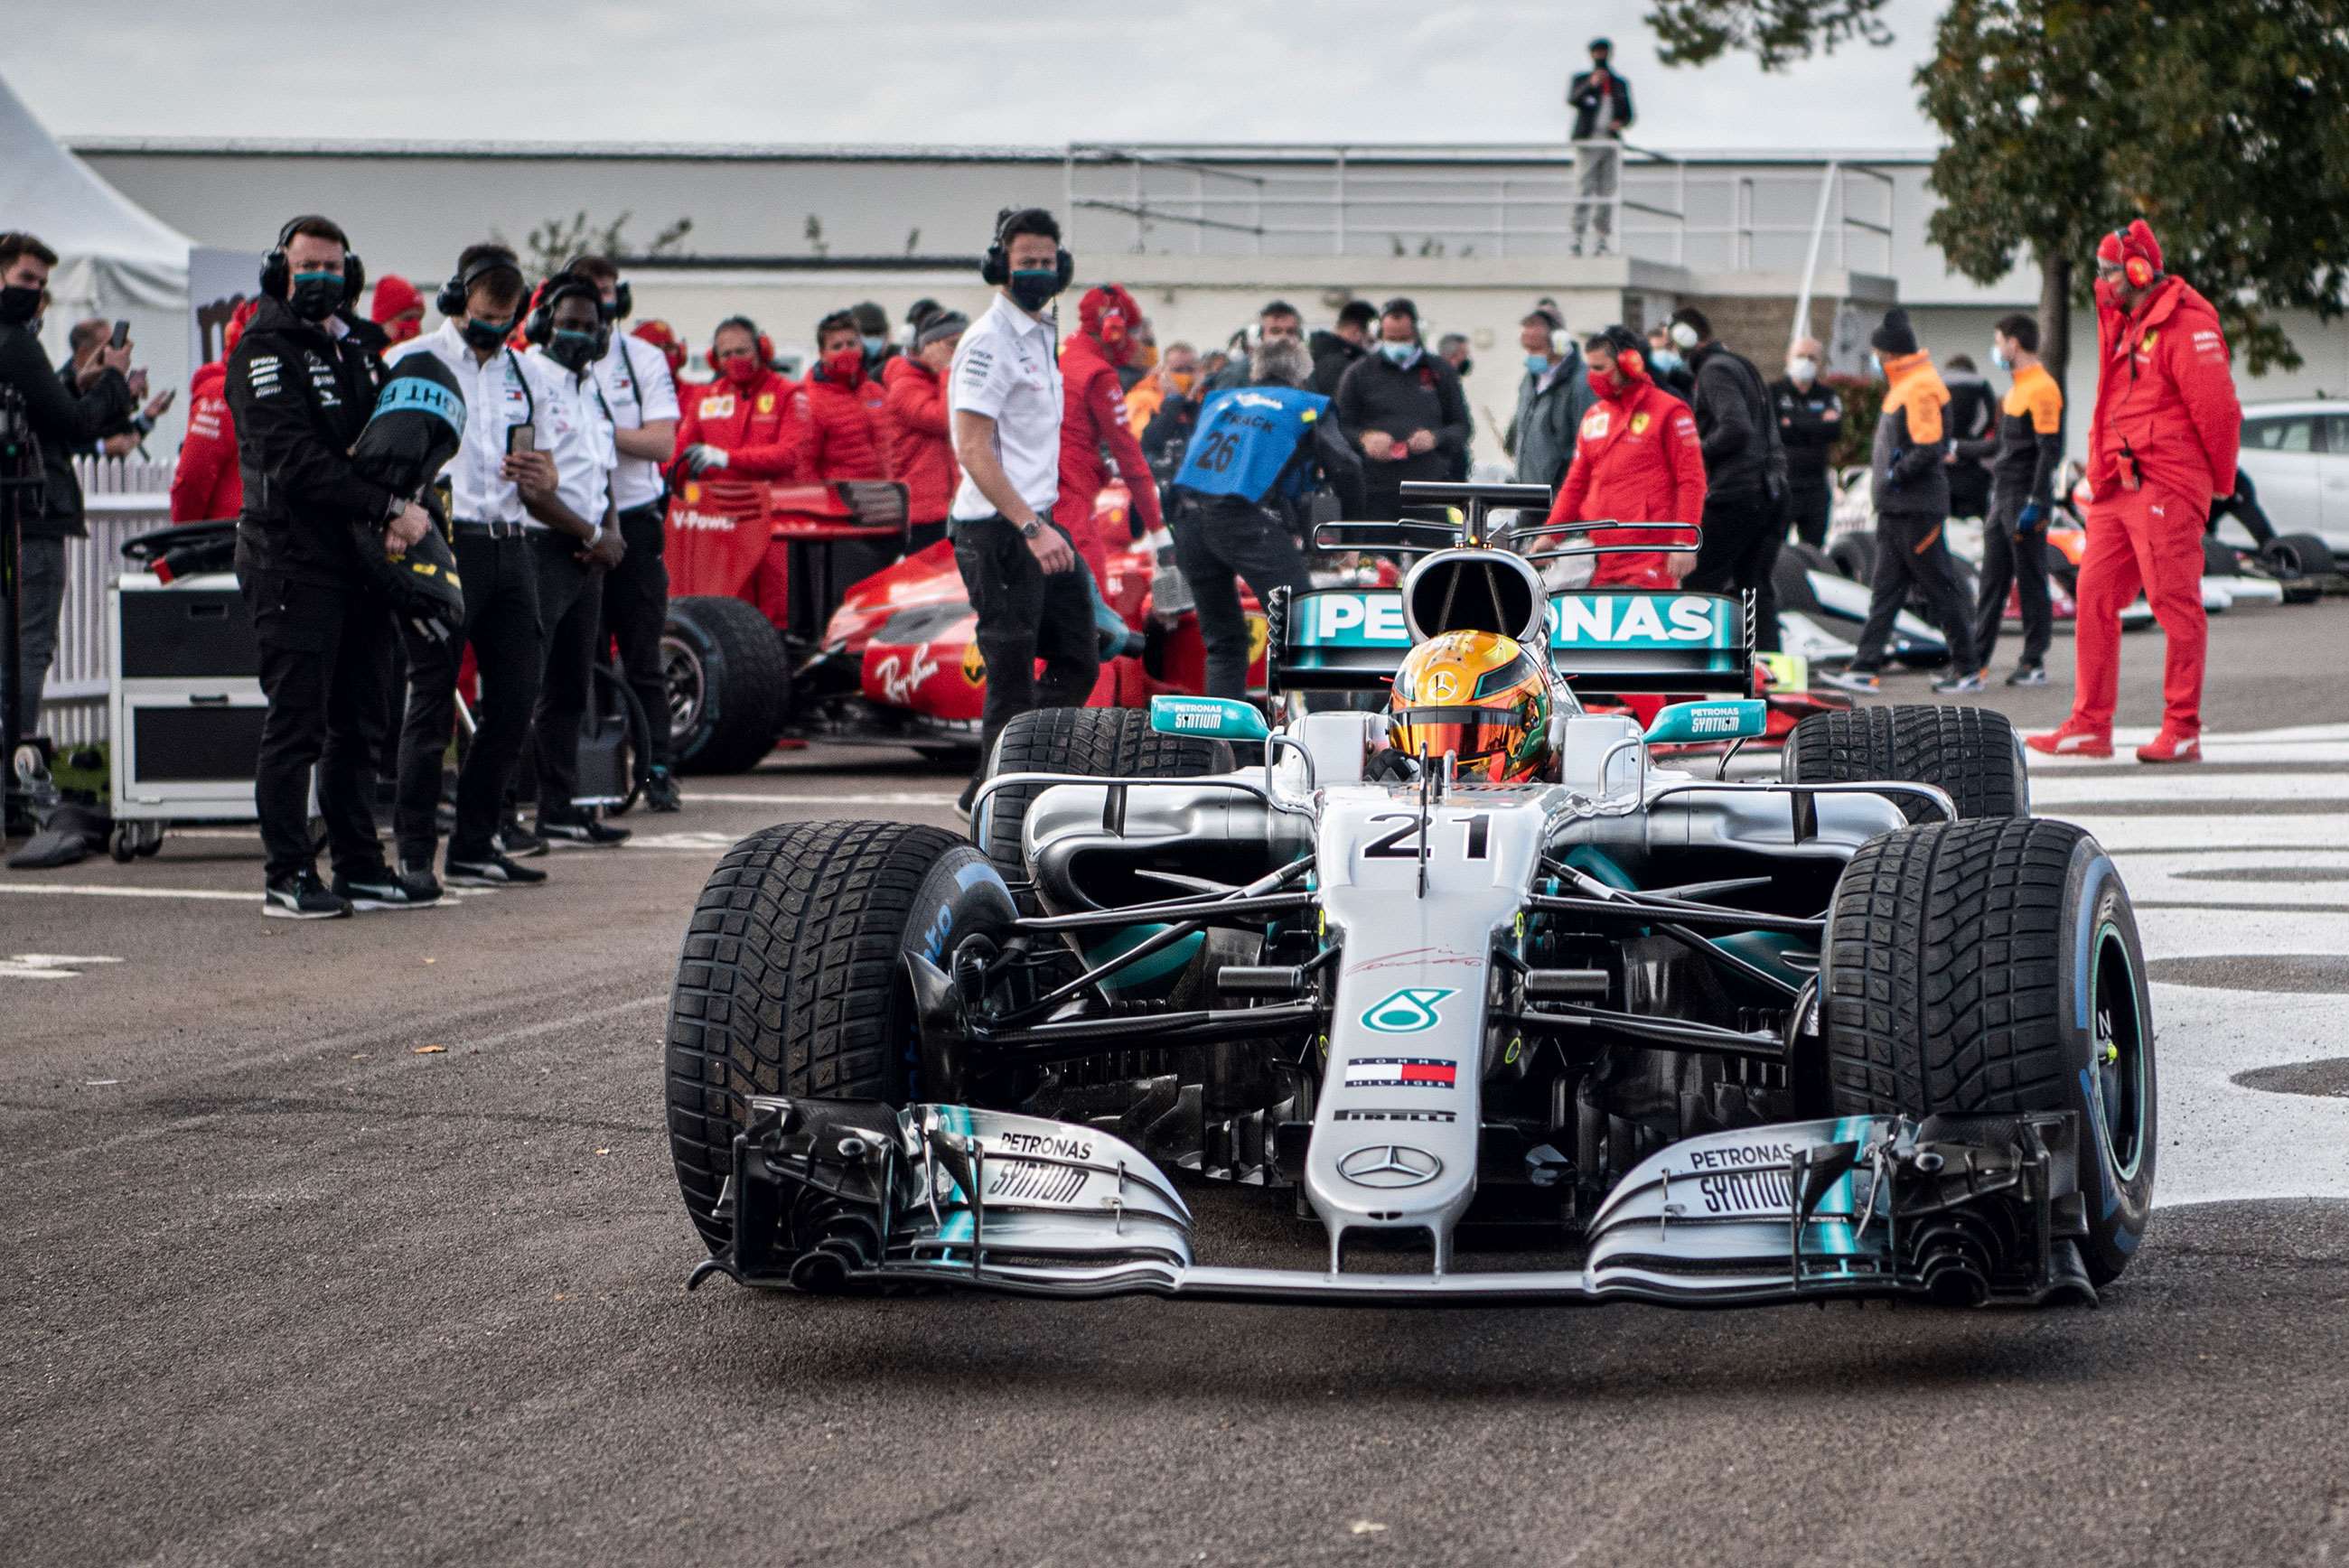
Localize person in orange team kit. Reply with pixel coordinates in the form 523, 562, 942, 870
1054, 284, 1163, 583
884, 307, 968, 553
169, 298, 258, 523
675, 316, 804, 625
1544, 325, 1706, 588
2029, 219, 2241, 764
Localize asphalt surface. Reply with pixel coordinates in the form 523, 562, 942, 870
6, 600, 2349, 1567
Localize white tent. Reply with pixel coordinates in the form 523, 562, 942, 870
0, 70, 193, 454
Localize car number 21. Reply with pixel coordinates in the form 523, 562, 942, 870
1362, 813, 1492, 861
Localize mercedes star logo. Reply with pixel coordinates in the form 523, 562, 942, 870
1338, 1144, 1443, 1189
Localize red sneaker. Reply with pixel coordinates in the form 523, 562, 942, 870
2136, 729, 2202, 764
2025, 722, 2114, 759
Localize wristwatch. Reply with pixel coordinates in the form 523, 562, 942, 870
1017, 518, 1043, 539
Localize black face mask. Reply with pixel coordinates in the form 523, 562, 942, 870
288, 269, 345, 323
1007, 267, 1063, 313
548, 328, 600, 373
461, 316, 513, 352
1, 285, 47, 327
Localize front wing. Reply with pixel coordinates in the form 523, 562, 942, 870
690, 1097, 2098, 1309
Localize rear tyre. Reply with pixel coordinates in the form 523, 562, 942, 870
1782, 705, 2027, 822
1829, 534, 1877, 583
1771, 546, 1824, 616
978, 706, 1232, 871
2201, 535, 2241, 577
2263, 532, 2338, 580
665, 819, 1018, 1253
663, 595, 791, 776
1822, 819, 2154, 1284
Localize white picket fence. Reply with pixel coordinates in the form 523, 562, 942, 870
36, 457, 177, 748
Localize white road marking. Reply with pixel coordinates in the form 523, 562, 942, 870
0, 882, 253, 902
2029, 740, 2349, 770
681, 790, 959, 807
2049, 813, 2344, 853
2028, 770, 2349, 805
1, 953, 126, 979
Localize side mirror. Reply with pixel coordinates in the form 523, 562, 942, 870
1643, 698, 1767, 744
1148, 694, 1270, 743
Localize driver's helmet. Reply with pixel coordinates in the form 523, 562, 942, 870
1389, 630, 1554, 783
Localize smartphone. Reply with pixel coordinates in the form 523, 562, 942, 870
108, 320, 130, 350
506, 425, 535, 456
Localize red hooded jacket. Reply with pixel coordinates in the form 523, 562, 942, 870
794, 353, 893, 483
1055, 322, 1163, 537
882, 355, 958, 524
1549, 364, 1707, 589
2088, 273, 2241, 505
672, 368, 805, 479
169, 360, 241, 523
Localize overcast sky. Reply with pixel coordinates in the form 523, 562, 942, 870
19, 0, 1945, 150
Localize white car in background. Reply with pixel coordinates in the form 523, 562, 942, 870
2230, 401, 2349, 574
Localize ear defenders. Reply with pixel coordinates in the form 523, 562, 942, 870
525, 269, 609, 353
2112, 229, 2155, 289
1549, 327, 1574, 357
710, 316, 774, 369
979, 208, 1075, 291
435, 251, 524, 320
260, 215, 364, 306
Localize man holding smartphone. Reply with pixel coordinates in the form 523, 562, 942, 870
388, 243, 583, 889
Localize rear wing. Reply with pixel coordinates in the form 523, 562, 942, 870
1269, 585, 1755, 695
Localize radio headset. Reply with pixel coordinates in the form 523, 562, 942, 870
2111, 228, 2155, 289
523, 268, 612, 359
978, 208, 1074, 291
259, 215, 364, 305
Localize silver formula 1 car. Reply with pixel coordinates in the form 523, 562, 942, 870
666, 482, 2156, 1309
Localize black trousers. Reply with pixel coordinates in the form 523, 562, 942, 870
1683, 489, 1782, 655
529, 532, 603, 818
238, 568, 391, 882
1973, 495, 2053, 671
1851, 511, 1978, 675
396, 529, 543, 864
1172, 500, 1311, 698
950, 517, 1100, 770
1785, 479, 1832, 550
600, 502, 671, 770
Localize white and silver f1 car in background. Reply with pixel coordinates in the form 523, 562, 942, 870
666, 482, 2156, 1310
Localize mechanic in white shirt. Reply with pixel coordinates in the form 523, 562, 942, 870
948, 206, 1098, 813
520, 271, 630, 847
385, 243, 594, 889
574, 256, 684, 812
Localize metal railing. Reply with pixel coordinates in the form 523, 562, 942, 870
36, 457, 174, 747
1063, 144, 1895, 272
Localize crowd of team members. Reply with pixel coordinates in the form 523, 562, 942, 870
48, 197, 2226, 917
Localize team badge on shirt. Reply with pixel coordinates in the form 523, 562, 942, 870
756, 392, 776, 414
702, 393, 735, 417
1630, 412, 1651, 434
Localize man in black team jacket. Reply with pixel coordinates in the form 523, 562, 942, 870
0, 230, 133, 751
227, 214, 435, 919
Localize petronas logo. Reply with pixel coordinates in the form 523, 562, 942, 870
1362, 987, 1457, 1033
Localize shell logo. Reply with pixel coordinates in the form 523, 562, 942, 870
682, 481, 702, 504
961, 642, 987, 685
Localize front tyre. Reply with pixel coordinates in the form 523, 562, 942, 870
1783, 705, 2027, 822
1822, 819, 2155, 1284
664, 819, 1017, 1253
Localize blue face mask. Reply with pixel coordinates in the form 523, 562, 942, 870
1648, 348, 1683, 373
1869, 351, 1885, 379
1525, 352, 1552, 375
860, 333, 886, 359
1990, 342, 2010, 371
1380, 341, 1419, 368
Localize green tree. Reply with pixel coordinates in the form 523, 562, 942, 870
1650, 0, 2349, 391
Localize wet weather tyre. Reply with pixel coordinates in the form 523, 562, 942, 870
1782, 704, 2027, 822
1821, 819, 2155, 1284
664, 819, 1018, 1253
663, 595, 791, 776
1829, 534, 1877, 583
978, 706, 1232, 870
